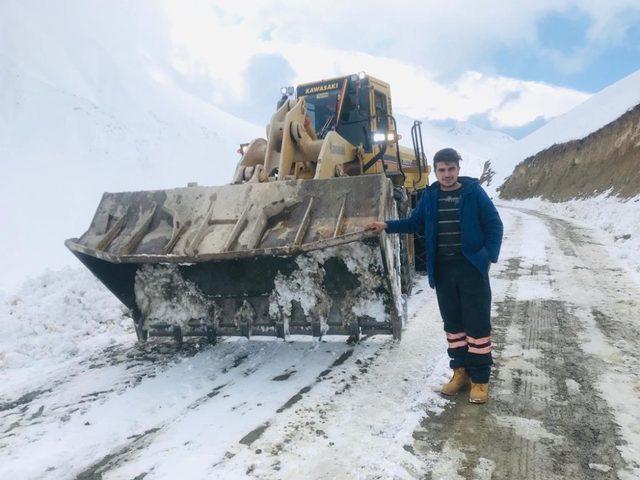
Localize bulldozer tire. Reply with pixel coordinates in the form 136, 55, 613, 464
399, 234, 414, 296
312, 320, 323, 339
240, 323, 251, 340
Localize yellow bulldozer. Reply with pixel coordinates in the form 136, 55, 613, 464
65, 72, 429, 344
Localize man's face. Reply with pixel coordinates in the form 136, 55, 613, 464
435, 162, 460, 187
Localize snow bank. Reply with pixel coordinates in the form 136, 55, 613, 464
0, 268, 130, 370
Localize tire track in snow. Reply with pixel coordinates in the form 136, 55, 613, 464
518, 205, 640, 477
210, 282, 447, 479
0, 340, 273, 479
0, 341, 229, 448
1, 341, 212, 416
65, 340, 357, 480
73, 380, 230, 480
69, 348, 258, 479
237, 348, 358, 448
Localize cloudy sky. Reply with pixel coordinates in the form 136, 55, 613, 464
157, 0, 640, 138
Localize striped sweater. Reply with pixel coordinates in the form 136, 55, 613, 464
437, 187, 463, 259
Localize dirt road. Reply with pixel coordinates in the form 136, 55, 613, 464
415, 205, 640, 479
1, 205, 639, 479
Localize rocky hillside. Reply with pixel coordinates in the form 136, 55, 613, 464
482, 70, 640, 195
499, 103, 640, 201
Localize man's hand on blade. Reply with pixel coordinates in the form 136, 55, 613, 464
365, 221, 387, 233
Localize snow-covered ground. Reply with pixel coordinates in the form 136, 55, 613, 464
0, 268, 450, 479
0, 268, 130, 373
2, 204, 640, 479
1, 154, 630, 480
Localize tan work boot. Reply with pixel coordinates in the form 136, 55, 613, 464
469, 382, 489, 404
440, 368, 470, 396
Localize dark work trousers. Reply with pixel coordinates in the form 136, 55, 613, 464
435, 257, 493, 383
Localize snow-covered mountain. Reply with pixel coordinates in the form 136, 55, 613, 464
484, 69, 640, 193
0, 2, 262, 293
395, 115, 515, 180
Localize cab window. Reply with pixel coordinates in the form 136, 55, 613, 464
374, 91, 389, 132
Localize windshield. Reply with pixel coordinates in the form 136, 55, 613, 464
305, 91, 341, 138
299, 77, 372, 150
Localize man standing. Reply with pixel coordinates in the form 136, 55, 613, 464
367, 148, 503, 404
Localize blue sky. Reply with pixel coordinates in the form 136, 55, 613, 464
163, 1, 640, 139
492, 9, 640, 92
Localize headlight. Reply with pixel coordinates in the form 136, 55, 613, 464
280, 86, 288, 95
387, 133, 395, 142
358, 71, 366, 80
372, 132, 386, 143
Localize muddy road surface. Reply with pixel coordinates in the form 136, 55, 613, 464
415, 205, 640, 479
1, 205, 639, 479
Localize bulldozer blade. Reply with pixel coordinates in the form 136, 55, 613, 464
66, 175, 403, 340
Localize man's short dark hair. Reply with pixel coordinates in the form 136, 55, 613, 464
433, 148, 462, 167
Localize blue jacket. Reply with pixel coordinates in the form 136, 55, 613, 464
386, 177, 503, 289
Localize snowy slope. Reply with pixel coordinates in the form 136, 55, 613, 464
0, 2, 262, 293
484, 69, 640, 192
395, 115, 515, 180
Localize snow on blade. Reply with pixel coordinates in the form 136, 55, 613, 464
134, 241, 397, 338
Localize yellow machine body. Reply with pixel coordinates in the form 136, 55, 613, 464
66, 73, 429, 343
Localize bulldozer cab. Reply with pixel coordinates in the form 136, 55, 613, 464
297, 74, 384, 152
297, 74, 428, 192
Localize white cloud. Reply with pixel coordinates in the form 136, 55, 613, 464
191, 0, 639, 74
277, 44, 591, 126
533, 1, 640, 75
161, 0, 593, 129
451, 72, 591, 127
